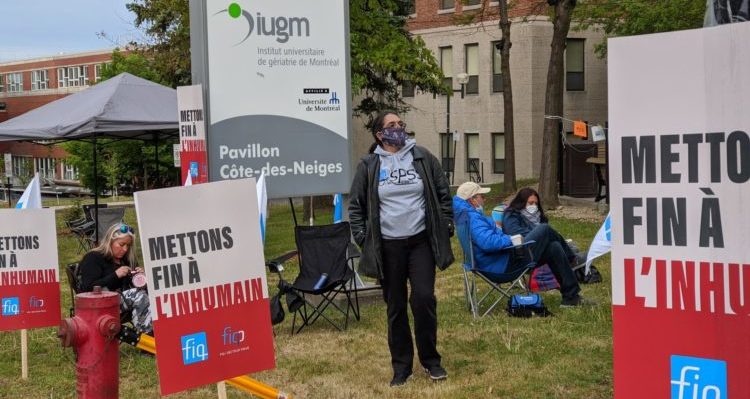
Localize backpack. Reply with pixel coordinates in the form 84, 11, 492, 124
576, 265, 603, 284
506, 293, 552, 318
529, 264, 560, 292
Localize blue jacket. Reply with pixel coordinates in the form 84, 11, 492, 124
453, 196, 513, 275
502, 207, 536, 237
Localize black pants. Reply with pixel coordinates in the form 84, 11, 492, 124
525, 224, 580, 301
381, 231, 441, 375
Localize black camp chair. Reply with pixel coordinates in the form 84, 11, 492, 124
269, 222, 360, 334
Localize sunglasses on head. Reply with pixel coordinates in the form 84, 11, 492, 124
119, 224, 134, 234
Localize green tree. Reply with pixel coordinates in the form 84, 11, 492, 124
575, 0, 706, 57
125, 0, 445, 127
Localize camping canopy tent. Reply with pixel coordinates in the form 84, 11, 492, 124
0, 72, 177, 140
0, 72, 179, 241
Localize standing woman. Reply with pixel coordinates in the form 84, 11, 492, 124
79, 223, 152, 334
349, 111, 454, 387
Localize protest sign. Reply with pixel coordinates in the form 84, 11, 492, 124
0, 209, 60, 331
608, 22, 750, 398
135, 179, 273, 395
177, 84, 208, 184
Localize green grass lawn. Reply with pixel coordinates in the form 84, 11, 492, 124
0, 198, 612, 399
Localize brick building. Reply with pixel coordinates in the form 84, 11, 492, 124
0, 49, 114, 184
351, 0, 608, 187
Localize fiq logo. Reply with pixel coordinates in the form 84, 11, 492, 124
216, 2, 310, 44
670, 355, 726, 399
2, 297, 20, 316
222, 326, 245, 346
181, 332, 209, 365
29, 296, 45, 308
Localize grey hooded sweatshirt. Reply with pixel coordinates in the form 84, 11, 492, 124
374, 140, 426, 239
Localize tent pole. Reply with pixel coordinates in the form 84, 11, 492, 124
153, 135, 159, 188
93, 134, 100, 244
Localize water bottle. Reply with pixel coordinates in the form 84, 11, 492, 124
313, 273, 328, 290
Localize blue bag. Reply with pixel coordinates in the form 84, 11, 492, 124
506, 293, 552, 317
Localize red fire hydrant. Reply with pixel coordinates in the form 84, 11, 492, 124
58, 286, 121, 399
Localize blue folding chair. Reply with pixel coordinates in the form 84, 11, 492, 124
455, 213, 536, 318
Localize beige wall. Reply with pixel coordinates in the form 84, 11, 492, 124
394, 18, 608, 185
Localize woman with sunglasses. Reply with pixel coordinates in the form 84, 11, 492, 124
79, 223, 153, 334
350, 110, 454, 387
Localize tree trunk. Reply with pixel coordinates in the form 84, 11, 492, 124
539, 0, 576, 208
498, 0, 517, 195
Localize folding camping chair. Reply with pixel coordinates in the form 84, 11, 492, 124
64, 263, 81, 317
269, 222, 360, 334
455, 213, 536, 318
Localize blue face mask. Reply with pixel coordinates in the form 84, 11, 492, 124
380, 127, 408, 148
476, 205, 484, 214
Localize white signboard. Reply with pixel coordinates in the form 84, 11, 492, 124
0, 209, 60, 330
173, 144, 181, 167
608, 22, 750, 398
201, 0, 352, 198
134, 179, 274, 395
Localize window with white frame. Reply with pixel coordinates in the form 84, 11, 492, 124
0, 74, 4, 92
465, 44, 479, 94
31, 70, 49, 90
57, 65, 90, 88
465, 133, 479, 172
6, 73, 23, 93
440, 0, 454, 9
95, 64, 103, 82
492, 41, 503, 92
566, 38, 585, 91
12, 156, 32, 178
60, 161, 79, 181
439, 46, 453, 91
492, 133, 505, 173
34, 158, 56, 179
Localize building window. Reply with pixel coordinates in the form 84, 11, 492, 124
566, 38, 585, 91
465, 0, 481, 5
492, 133, 505, 173
57, 65, 90, 88
34, 158, 56, 179
492, 41, 503, 92
440, 0, 454, 10
402, 80, 415, 97
7, 73, 23, 93
440, 46, 453, 90
95, 64, 103, 82
31, 70, 49, 91
0, 74, 4, 92
464, 44, 479, 94
12, 156, 32, 179
465, 133, 479, 172
440, 133, 455, 172
60, 161, 79, 181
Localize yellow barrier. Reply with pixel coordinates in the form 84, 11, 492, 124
135, 333, 291, 399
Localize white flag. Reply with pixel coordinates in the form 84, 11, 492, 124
585, 212, 611, 273
15, 173, 42, 209
256, 173, 267, 243
184, 173, 192, 186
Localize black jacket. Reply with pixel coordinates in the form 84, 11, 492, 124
79, 251, 132, 292
349, 145, 454, 279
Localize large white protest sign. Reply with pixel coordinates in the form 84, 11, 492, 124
608, 22, 750, 398
0, 209, 60, 331
135, 178, 274, 395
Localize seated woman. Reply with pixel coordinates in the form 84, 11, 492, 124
503, 187, 585, 267
453, 182, 586, 306
79, 223, 153, 334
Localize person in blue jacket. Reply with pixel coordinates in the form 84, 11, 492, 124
453, 182, 587, 307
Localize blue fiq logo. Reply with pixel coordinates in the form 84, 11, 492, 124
181, 332, 208, 365
670, 355, 726, 399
